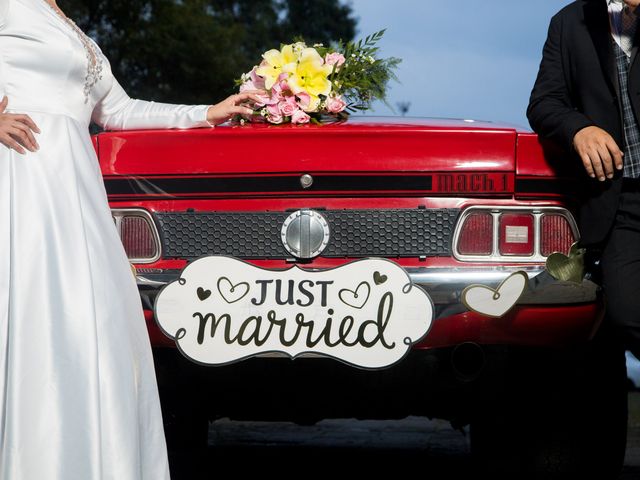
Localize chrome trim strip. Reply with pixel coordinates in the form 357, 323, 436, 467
135, 276, 167, 287
533, 212, 542, 257
137, 266, 546, 287
136, 265, 597, 305
406, 266, 545, 284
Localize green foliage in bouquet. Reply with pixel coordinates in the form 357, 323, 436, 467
318, 29, 402, 113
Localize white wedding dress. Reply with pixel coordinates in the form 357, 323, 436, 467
0, 0, 214, 478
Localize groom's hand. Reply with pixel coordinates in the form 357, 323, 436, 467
0, 95, 41, 154
573, 126, 624, 181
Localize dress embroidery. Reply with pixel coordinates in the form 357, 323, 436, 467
40, 0, 104, 103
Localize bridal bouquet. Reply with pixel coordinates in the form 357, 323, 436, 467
235, 30, 401, 125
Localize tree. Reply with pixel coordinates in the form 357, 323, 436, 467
59, 0, 356, 105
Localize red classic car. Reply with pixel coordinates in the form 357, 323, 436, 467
96, 117, 627, 477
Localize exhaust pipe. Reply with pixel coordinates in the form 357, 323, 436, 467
451, 342, 486, 382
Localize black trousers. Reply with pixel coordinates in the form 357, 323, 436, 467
600, 180, 640, 360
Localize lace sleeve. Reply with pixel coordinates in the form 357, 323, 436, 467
91, 60, 215, 131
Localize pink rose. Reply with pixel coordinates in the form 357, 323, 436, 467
325, 95, 347, 113
268, 89, 283, 105
266, 103, 283, 124
271, 74, 290, 94
291, 109, 311, 124
296, 92, 311, 111
277, 76, 292, 94
239, 79, 256, 92
250, 67, 266, 89
240, 68, 270, 106
279, 97, 298, 117
268, 75, 293, 106
267, 112, 284, 124
266, 103, 280, 116
239, 67, 266, 92
324, 52, 346, 68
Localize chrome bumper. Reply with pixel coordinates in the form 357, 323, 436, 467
135, 265, 599, 307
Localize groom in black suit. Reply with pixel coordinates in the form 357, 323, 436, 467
528, 0, 640, 359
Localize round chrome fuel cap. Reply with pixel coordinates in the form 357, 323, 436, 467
281, 209, 330, 259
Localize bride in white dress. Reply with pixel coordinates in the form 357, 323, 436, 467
0, 0, 260, 478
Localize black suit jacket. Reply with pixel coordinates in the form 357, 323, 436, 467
527, 0, 640, 246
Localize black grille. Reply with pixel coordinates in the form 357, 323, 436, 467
154, 209, 459, 259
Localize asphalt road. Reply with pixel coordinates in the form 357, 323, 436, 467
169, 392, 640, 479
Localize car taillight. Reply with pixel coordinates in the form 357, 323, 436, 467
120, 216, 157, 258
111, 209, 160, 263
457, 212, 493, 255
454, 207, 579, 262
540, 214, 576, 256
499, 213, 534, 256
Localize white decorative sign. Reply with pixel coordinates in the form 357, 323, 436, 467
154, 256, 433, 369
461, 271, 528, 318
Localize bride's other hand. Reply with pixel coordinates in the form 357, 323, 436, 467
0, 95, 41, 154
205, 90, 267, 126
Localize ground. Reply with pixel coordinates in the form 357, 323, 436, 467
168, 392, 640, 479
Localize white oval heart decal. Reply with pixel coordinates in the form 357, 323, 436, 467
461, 271, 528, 318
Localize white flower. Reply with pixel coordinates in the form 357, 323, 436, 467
293, 41, 307, 54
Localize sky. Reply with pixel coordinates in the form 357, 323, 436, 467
349, 0, 574, 129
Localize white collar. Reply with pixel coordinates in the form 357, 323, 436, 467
609, 0, 639, 16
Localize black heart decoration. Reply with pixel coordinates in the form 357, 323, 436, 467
197, 287, 212, 301
217, 277, 251, 304
373, 271, 388, 285
338, 281, 371, 309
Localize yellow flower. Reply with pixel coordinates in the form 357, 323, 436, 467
256, 44, 297, 90
284, 48, 333, 112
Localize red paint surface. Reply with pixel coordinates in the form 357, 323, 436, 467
95, 118, 517, 176
516, 132, 583, 178
416, 304, 603, 349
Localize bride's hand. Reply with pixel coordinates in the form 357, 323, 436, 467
205, 90, 267, 126
0, 95, 41, 154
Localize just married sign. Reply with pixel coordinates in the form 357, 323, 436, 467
154, 256, 434, 369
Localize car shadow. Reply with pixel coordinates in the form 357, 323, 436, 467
166, 406, 640, 480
